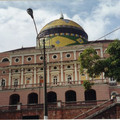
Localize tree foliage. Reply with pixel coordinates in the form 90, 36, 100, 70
79, 39, 120, 81
104, 40, 120, 81
82, 80, 94, 90
78, 47, 101, 78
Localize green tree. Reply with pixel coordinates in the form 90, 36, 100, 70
104, 40, 120, 81
79, 39, 120, 82
78, 47, 101, 79
82, 80, 94, 90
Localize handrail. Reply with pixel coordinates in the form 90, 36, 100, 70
73, 99, 114, 119
0, 100, 107, 112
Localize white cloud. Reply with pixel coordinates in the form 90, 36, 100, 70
93, 0, 120, 19
0, 6, 70, 52
72, 0, 120, 40
0, 7, 36, 52
0, 0, 120, 52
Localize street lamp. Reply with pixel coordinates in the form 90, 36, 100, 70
27, 8, 48, 119
27, 8, 38, 35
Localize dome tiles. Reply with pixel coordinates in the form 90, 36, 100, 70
38, 17, 88, 47
40, 19, 84, 32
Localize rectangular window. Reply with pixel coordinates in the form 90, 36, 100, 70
14, 79, 18, 87
39, 76, 43, 86
67, 75, 72, 84
53, 76, 57, 84
26, 77, 31, 84
1, 79, 5, 87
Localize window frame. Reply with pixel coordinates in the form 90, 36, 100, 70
66, 53, 71, 58
27, 57, 32, 62
2, 58, 9, 62
53, 75, 58, 84
1, 79, 6, 87
14, 58, 20, 63
52, 54, 58, 60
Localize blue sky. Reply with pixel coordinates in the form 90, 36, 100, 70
0, 0, 120, 52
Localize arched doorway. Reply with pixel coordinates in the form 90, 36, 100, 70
65, 90, 76, 102
9, 94, 20, 105
28, 93, 38, 104
47, 91, 57, 103
85, 89, 96, 101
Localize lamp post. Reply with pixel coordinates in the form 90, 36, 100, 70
27, 8, 48, 119
27, 8, 38, 35
43, 38, 48, 119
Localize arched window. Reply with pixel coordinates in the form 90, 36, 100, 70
65, 90, 76, 102
10, 94, 20, 105
2, 58, 9, 62
28, 93, 38, 104
85, 89, 96, 101
1, 79, 5, 87
47, 91, 57, 103
111, 91, 117, 96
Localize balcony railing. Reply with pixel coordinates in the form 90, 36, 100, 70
0, 79, 108, 90
0, 100, 108, 112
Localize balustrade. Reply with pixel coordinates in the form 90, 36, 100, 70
0, 99, 108, 112
0, 79, 108, 90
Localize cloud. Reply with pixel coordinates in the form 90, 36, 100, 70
93, 0, 120, 19
0, 6, 70, 52
0, 7, 38, 52
72, 0, 120, 40
0, 0, 120, 52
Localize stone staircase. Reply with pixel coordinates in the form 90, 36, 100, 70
74, 99, 115, 119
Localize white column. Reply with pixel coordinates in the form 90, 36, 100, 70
10, 56, 12, 65
22, 55, 24, 64
74, 63, 77, 81
60, 52, 63, 61
100, 47, 103, 58
74, 51, 76, 60
21, 68, 23, 85
103, 72, 106, 83
60, 52, 63, 83
47, 65, 49, 83
79, 70, 81, 84
34, 54, 36, 64
47, 53, 49, 62
8, 69, 11, 86
34, 67, 36, 84
61, 64, 63, 82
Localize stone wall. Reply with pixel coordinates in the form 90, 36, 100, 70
0, 106, 91, 119
0, 102, 120, 119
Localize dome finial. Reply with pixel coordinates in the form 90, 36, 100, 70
60, 12, 64, 19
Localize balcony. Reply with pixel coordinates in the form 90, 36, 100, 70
0, 79, 108, 90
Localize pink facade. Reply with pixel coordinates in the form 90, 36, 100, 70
0, 40, 120, 106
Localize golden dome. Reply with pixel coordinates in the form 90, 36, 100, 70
37, 16, 88, 48
40, 18, 84, 32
